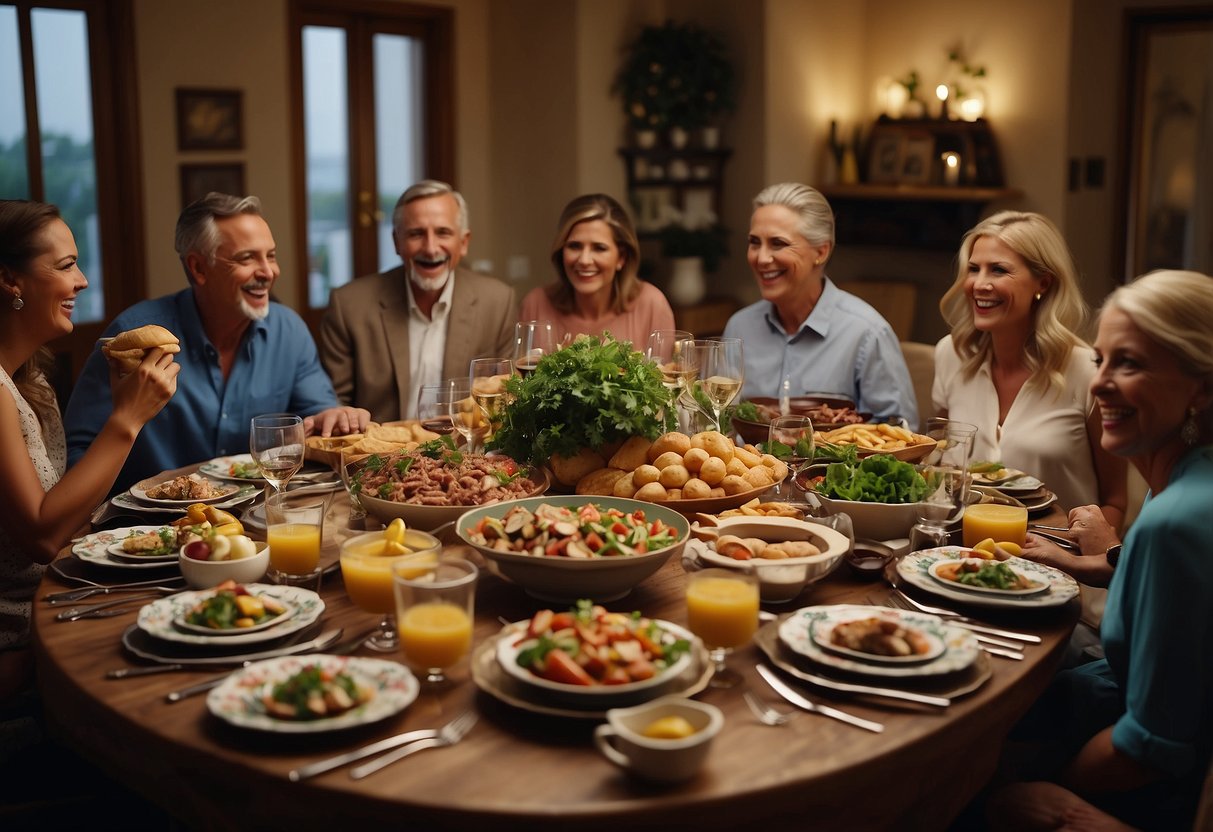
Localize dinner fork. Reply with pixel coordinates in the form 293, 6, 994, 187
876, 597, 1024, 660
348, 710, 479, 780
743, 690, 796, 726
889, 588, 1042, 644
290, 708, 477, 781
54, 593, 164, 621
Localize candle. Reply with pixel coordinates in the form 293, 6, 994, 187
942, 152, 961, 186
936, 84, 950, 120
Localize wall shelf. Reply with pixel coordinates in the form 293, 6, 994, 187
619, 147, 731, 234
821, 184, 1022, 249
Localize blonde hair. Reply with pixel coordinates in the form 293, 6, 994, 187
939, 211, 1088, 393
546, 194, 641, 315
1102, 269, 1213, 436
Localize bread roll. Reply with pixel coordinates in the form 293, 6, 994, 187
607, 436, 652, 471
576, 467, 628, 496
102, 325, 180, 373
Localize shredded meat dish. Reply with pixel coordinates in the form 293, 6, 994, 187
357, 452, 538, 506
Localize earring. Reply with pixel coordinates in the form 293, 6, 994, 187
814, 258, 823, 266
1181, 407, 1200, 446
1034, 292, 1042, 301
11, 295, 22, 311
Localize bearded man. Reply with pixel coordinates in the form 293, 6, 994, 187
64, 193, 368, 493
318, 180, 517, 421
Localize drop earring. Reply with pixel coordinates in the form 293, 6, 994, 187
1181, 407, 1200, 446
1034, 292, 1042, 301
11, 295, 23, 311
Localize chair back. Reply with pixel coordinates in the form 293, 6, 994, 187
898, 341, 935, 432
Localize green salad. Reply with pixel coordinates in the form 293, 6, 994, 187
813, 454, 927, 504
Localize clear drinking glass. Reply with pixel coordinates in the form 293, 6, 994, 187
446, 377, 483, 453
700, 337, 744, 434
768, 415, 814, 497
341, 530, 440, 652
264, 488, 332, 589
911, 418, 979, 551
677, 339, 719, 432
393, 557, 478, 685
469, 357, 513, 446
416, 382, 457, 439
513, 321, 557, 377
249, 413, 305, 498
685, 568, 759, 689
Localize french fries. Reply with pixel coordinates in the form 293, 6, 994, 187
818, 423, 933, 453
717, 498, 805, 520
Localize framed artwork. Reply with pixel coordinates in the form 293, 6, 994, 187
176, 88, 243, 151
180, 163, 245, 209
899, 134, 935, 185
866, 128, 904, 184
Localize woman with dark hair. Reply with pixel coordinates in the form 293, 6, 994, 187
519, 194, 674, 347
0, 200, 177, 702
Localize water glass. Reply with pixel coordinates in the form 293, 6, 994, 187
393, 558, 478, 685
265, 489, 332, 589
913, 418, 978, 547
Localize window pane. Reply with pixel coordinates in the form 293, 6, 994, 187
373, 33, 424, 272
32, 8, 102, 323
0, 6, 30, 199
303, 25, 350, 308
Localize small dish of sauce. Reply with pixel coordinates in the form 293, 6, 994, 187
845, 540, 894, 580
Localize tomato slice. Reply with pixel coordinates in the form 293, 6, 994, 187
542, 649, 594, 686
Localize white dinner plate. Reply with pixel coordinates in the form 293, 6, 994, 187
129, 477, 241, 507
779, 605, 978, 678
809, 607, 947, 665
174, 597, 298, 636
896, 548, 1079, 610
206, 655, 418, 733
137, 584, 323, 646
74, 526, 181, 570
928, 557, 1049, 596
110, 483, 258, 516
198, 454, 265, 484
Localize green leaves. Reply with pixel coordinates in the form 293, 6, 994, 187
815, 454, 927, 504
489, 334, 675, 465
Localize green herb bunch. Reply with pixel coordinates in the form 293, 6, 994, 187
489, 334, 676, 466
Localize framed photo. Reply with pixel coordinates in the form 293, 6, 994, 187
180, 163, 245, 209
866, 129, 904, 184
899, 133, 935, 185
176, 88, 243, 151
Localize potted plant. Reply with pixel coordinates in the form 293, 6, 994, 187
658, 222, 728, 305
613, 20, 736, 147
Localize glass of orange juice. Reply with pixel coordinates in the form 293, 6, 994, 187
962, 503, 1029, 548
685, 568, 759, 689
265, 490, 332, 589
393, 558, 477, 685
340, 528, 440, 652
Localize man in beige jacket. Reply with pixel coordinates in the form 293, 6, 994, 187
318, 180, 516, 422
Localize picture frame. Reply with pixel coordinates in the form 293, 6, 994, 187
899, 133, 935, 185
180, 162, 245, 209
866, 128, 904, 184
176, 88, 243, 151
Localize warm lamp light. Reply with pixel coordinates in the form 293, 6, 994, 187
942, 152, 961, 186
959, 92, 985, 121
886, 81, 909, 118
935, 84, 949, 102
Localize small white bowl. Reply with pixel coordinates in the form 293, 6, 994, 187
178, 542, 269, 589
593, 696, 723, 783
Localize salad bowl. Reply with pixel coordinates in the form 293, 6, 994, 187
794, 464, 922, 542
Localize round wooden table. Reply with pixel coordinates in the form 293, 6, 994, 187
33, 491, 1078, 831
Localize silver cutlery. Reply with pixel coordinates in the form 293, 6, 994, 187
56, 593, 163, 621
978, 644, 1024, 660
45, 584, 181, 606
105, 627, 343, 680
889, 589, 1042, 644
289, 709, 477, 782
161, 627, 348, 700
1026, 530, 1079, 551
743, 690, 798, 726
349, 711, 479, 779
756, 665, 884, 733
875, 598, 1024, 657
1028, 523, 1070, 532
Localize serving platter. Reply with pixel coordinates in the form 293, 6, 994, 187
778, 605, 978, 678
471, 628, 712, 719
896, 548, 1079, 610
207, 655, 418, 733
359, 467, 550, 532
136, 584, 323, 646
927, 558, 1049, 597
74, 526, 183, 571
660, 478, 789, 516
129, 476, 240, 507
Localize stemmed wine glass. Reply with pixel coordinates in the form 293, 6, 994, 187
249, 413, 305, 497
910, 418, 979, 552
768, 415, 814, 497
513, 321, 557, 377
341, 528, 441, 653
447, 377, 484, 453
416, 382, 457, 439
700, 338, 745, 433
469, 357, 513, 445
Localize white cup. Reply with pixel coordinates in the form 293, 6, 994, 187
593, 696, 723, 783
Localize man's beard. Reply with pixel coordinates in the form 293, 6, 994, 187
408, 258, 453, 293
237, 281, 272, 321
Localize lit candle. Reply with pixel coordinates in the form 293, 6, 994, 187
936, 84, 950, 120
959, 93, 985, 121
942, 152, 961, 186
886, 81, 908, 118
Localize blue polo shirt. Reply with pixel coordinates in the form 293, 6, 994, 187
64, 289, 337, 493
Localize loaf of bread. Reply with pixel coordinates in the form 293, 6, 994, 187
102, 325, 181, 373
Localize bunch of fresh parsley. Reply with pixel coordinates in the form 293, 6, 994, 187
488, 334, 675, 465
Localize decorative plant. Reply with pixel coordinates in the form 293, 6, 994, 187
613, 20, 736, 132
946, 47, 987, 100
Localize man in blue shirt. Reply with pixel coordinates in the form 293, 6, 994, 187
65, 193, 369, 493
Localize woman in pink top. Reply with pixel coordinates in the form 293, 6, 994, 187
520, 194, 674, 349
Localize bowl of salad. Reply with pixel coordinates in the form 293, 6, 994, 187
458, 496, 690, 603
794, 456, 927, 542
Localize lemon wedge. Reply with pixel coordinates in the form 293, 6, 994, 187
642, 715, 697, 740
972, 538, 997, 557
994, 541, 1022, 557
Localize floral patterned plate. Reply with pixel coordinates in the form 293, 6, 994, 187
136, 584, 323, 646
73, 526, 180, 571
896, 548, 1079, 609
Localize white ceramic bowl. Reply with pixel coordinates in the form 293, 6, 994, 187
593, 696, 724, 783
178, 542, 270, 589
811, 492, 921, 541
456, 496, 690, 603
688, 516, 850, 603
360, 468, 549, 531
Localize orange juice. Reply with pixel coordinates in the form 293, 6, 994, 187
267, 523, 321, 574
963, 504, 1029, 547
340, 547, 438, 614
685, 575, 759, 650
399, 602, 473, 669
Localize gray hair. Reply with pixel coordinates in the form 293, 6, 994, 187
392, 180, 469, 233
174, 192, 263, 282
753, 182, 835, 249
1103, 270, 1213, 380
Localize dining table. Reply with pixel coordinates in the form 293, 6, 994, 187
32, 469, 1079, 832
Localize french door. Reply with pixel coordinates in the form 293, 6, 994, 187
289, 0, 453, 331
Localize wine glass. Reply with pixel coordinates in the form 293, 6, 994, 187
701, 338, 744, 433
416, 382, 457, 440
341, 529, 441, 652
469, 357, 512, 444
676, 339, 718, 432
685, 568, 759, 689
447, 377, 484, 453
768, 415, 814, 497
393, 557, 478, 685
513, 321, 557, 377
910, 419, 978, 552
249, 413, 304, 497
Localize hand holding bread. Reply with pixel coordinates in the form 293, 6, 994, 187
101, 325, 181, 374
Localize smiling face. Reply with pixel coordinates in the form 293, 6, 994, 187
746, 204, 829, 322
1091, 307, 1207, 461
964, 236, 1050, 336
561, 219, 624, 303
190, 213, 278, 324
395, 194, 469, 294
11, 218, 88, 342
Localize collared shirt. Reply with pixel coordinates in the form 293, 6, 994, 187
722, 278, 917, 423
404, 274, 455, 419
64, 289, 337, 493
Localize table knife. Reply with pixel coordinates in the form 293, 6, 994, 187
105, 627, 343, 680
757, 664, 885, 733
